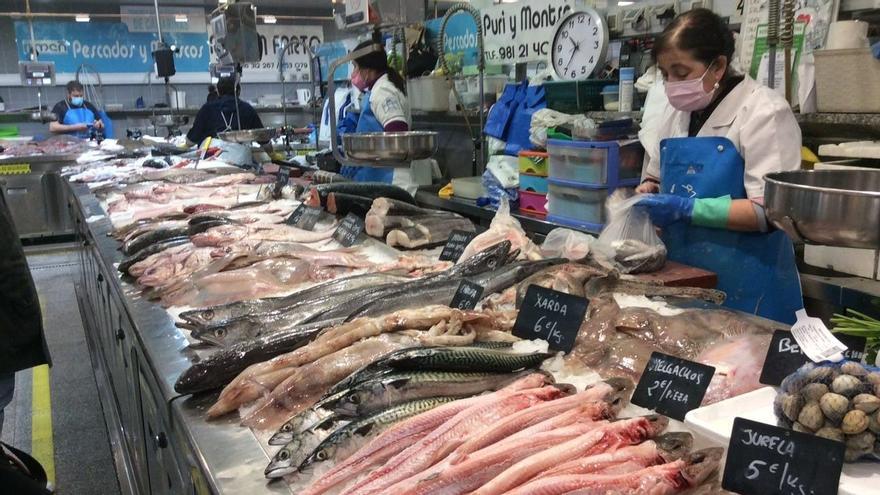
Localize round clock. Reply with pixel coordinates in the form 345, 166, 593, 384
550, 9, 609, 81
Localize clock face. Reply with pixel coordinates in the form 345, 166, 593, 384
551, 10, 609, 80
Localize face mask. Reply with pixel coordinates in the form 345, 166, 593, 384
351, 70, 369, 92
664, 64, 719, 112
70, 96, 84, 107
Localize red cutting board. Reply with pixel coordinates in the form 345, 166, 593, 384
633, 261, 718, 289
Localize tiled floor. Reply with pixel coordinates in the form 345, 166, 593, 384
0, 246, 120, 495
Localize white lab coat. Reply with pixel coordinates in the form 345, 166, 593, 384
642, 76, 801, 201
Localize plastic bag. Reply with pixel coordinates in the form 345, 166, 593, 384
540, 228, 596, 261
594, 190, 667, 274
478, 166, 518, 210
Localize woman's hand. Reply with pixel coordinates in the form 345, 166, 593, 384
93, 119, 104, 130
635, 181, 660, 194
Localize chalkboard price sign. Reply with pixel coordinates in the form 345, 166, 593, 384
333, 213, 365, 247
285, 204, 322, 230
759, 330, 867, 386
439, 230, 477, 262
512, 285, 588, 353
285, 203, 307, 225
450, 280, 484, 310
722, 417, 844, 495
631, 352, 715, 421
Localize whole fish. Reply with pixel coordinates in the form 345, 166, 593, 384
368, 196, 451, 217
331, 371, 521, 418
501, 448, 723, 495
277, 397, 458, 480
122, 226, 190, 255
118, 236, 190, 274
269, 399, 345, 447
303, 182, 415, 207
327, 192, 376, 217
173, 319, 339, 394
264, 413, 351, 479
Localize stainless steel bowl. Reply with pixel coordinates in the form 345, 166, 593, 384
764, 169, 880, 249
218, 127, 278, 144
343, 131, 437, 165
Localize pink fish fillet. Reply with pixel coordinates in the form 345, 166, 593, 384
698, 333, 771, 405
345, 386, 566, 495
470, 415, 670, 495
300, 372, 552, 495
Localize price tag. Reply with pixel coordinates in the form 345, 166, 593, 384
439, 230, 477, 262
722, 417, 844, 495
791, 310, 848, 362
276, 168, 290, 188
631, 352, 715, 421
285, 203, 307, 225
759, 329, 866, 386
512, 285, 588, 353
450, 280, 484, 310
333, 213, 365, 247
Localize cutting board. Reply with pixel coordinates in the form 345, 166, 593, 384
633, 260, 717, 288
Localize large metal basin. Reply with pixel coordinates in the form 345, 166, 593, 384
218, 127, 278, 144
343, 131, 437, 165
764, 169, 880, 249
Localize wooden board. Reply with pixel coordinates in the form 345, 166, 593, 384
633, 261, 717, 289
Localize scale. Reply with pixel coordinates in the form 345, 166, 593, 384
20, 61, 57, 123
550, 9, 609, 81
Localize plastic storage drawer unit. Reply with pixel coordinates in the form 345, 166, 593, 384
518, 151, 549, 176
519, 174, 548, 194
547, 139, 644, 185
518, 190, 547, 216
546, 178, 634, 232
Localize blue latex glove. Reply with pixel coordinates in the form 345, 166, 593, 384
873, 41, 880, 59
635, 194, 695, 227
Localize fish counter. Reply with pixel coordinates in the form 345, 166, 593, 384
63, 148, 880, 495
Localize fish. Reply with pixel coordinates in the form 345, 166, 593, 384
264, 412, 351, 479
368, 197, 447, 217
385, 217, 476, 249
299, 372, 553, 495
121, 226, 190, 255
331, 371, 525, 418
327, 193, 376, 217
501, 448, 723, 495
609, 238, 667, 274
286, 397, 460, 479
304, 182, 415, 208
583, 277, 727, 305
269, 403, 345, 447
367, 346, 553, 375
118, 236, 190, 274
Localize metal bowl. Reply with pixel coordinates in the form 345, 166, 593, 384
343, 131, 437, 165
764, 169, 880, 249
218, 127, 278, 144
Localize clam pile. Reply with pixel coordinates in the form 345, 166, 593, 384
775, 361, 880, 461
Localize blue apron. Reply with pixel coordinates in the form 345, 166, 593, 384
339, 91, 394, 183
63, 103, 97, 139
659, 136, 802, 324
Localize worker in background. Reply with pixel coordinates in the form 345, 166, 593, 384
186, 76, 265, 146
338, 40, 431, 193
49, 81, 108, 139
634, 9, 802, 324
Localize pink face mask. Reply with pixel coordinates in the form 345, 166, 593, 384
351, 70, 369, 92
665, 64, 719, 112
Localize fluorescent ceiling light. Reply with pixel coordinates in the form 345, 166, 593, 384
263, 15, 277, 24
175, 14, 188, 23
618, 1, 635, 4
75, 14, 90, 22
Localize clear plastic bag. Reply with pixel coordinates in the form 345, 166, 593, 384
541, 228, 596, 261
594, 190, 667, 274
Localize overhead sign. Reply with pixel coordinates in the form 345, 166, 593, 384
120, 6, 207, 34
225, 25, 324, 82
481, 0, 575, 64
14, 20, 210, 74
425, 14, 480, 68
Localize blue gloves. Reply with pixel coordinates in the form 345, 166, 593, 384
635, 194, 695, 227
873, 41, 880, 60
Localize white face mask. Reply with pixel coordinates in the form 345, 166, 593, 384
664, 64, 720, 112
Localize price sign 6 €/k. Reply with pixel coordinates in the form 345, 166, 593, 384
513, 285, 588, 353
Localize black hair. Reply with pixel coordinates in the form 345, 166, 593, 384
353, 40, 407, 95
207, 85, 218, 102
66, 80, 84, 93
652, 9, 735, 67
217, 77, 238, 97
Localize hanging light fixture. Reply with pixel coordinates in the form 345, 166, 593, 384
75, 14, 90, 22
263, 15, 277, 24
175, 14, 188, 23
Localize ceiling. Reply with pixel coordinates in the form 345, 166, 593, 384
0, 0, 334, 14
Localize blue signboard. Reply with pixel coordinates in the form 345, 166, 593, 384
14, 21, 211, 73
425, 13, 479, 68
315, 40, 354, 81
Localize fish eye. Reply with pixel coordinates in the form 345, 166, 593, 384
316, 450, 327, 461
216, 328, 226, 337
278, 450, 290, 460
203, 309, 214, 320
349, 394, 360, 404
281, 424, 292, 432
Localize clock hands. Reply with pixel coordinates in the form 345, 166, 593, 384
563, 38, 581, 74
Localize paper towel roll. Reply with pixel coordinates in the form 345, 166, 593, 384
826, 20, 869, 50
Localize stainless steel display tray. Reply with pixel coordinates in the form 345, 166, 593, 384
765, 169, 880, 249
343, 131, 437, 164
219, 127, 278, 144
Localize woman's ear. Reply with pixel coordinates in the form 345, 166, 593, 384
714, 56, 729, 79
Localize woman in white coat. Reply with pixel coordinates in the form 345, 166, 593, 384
634, 9, 803, 323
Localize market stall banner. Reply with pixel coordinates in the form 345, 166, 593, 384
226, 25, 324, 82
425, 14, 480, 68
14, 20, 210, 74
481, 0, 575, 64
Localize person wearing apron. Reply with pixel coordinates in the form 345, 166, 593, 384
634, 9, 803, 324
49, 80, 109, 139
338, 40, 431, 194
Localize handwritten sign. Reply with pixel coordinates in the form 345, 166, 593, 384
439, 230, 477, 262
285, 204, 322, 230
512, 285, 587, 353
631, 352, 715, 421
722, 417, 844, 495
333, 213, 365, 247
759, 329, 866, 386
481, 1, 574, 64
450, 280, 484, 310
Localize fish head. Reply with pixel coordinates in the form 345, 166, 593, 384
264, 442, 302, 479
192, 324, 233, 347
654, 432, 694, 462
178, 308, 217, 327
333, 386, 374, 417
297, 440, 338, 475
680, 448, 724, 488
268, 421, 298, 446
